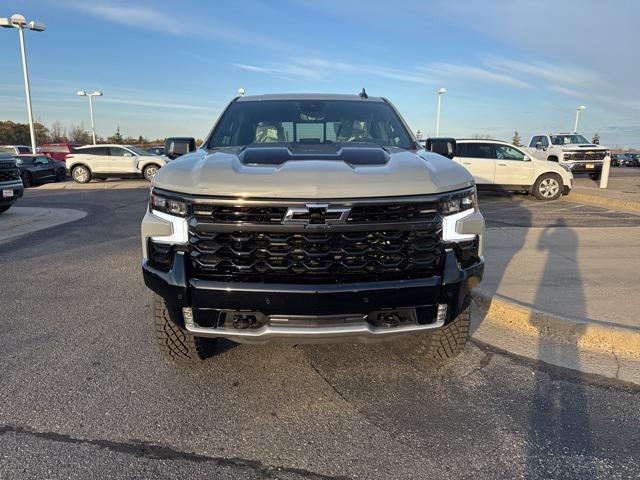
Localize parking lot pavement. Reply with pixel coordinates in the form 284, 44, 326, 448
35, 178, 149, 190
0, 206, 87, 244
0, 187, 638, 479
479, 191, 640, 326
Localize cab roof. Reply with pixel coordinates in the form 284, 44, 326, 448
235, 93, 385, 102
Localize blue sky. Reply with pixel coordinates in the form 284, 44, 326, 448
2, 0, 639, 146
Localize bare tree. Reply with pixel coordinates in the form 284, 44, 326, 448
50, 121, 68, 143
68, 124, 92, 145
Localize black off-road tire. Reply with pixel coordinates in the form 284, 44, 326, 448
0, 205, 11, 214
589, 173, 601, 181
22, 171, 32, 188
423, 306, 470, 362
153, 295, 218, 365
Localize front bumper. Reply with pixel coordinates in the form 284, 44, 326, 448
143, 249, 484, 344
0, 181, 24, 206
562, 161, 603, 174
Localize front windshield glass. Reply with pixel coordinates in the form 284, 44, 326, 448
127, 146, 153, 156
208, 100, 414, 149
550, 134, 589, 145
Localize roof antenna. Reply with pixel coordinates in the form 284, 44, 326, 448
359, 88, 368, 99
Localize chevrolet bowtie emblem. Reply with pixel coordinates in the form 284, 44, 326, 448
282, 204, 351, 228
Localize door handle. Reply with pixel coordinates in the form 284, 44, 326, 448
462, 162, 472, 165
497, 163, 507, 166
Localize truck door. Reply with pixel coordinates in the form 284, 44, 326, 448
453, 142, 496, 185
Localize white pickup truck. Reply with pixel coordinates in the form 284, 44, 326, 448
524, 133, 608, 180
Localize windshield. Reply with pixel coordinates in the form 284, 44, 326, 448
208, 100, 414, 149
550, 134, 590, 145
127, 146, 153, 156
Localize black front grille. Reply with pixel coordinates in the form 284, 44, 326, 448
189, 227, 443, 283
568, 152, 606, 161
347, 202, 436, 223
0, 167, 20, 182
190, 201, 437, 225
193, 205, 288, 224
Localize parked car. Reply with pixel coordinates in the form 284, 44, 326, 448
39, 143, 80, 162
0, 145, 32, 155
142, 93, 485, 365
13, 154, 66, 187
452, 139, 572, 200
0, 153, 24, 213
147, 146, 165, 156
66, 144, 169, 183
523, 133, 608, 180
623, 153, 640, 167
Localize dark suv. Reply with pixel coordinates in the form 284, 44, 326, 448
0, 153, 24, 213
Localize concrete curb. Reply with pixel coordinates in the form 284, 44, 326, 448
569, 191, 640, 214
470, 290, 640, 384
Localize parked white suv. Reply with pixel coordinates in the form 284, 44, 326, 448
452, 139, 572, 200
66, 144, 168, 183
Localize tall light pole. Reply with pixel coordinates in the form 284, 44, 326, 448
1, 14, 46, 154
574, 105, 586, 133
435, 87, 447, 137
77, 90, 103, 145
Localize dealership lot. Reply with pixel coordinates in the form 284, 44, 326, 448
0, 180, 638, 479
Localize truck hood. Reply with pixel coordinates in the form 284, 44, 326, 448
561, 144, 608, 152
151, 146, 474, 198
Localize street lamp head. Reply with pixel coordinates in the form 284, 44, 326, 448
577, 105, 586, 111
10, 14, 26, 27
0, 17, 12, 28
238, 87, 246, 96
91, 91, 103, 96
77, 90, 87, 96
27, 21, 46, 32
438, 87, 447, 95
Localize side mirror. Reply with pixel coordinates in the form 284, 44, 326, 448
535, 142, 543, 150
524, 155, 531, 162
124, 152, 133, 157
425, 137, 456, 160
164, 137, 196, 160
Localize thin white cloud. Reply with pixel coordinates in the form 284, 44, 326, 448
423, 62, 530, 89
483, 56, 602, 88
73, 3, 185, 34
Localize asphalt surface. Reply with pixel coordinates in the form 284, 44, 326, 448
1, 184, 639, 479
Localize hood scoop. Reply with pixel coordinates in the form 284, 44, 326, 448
239, 145, 390, 166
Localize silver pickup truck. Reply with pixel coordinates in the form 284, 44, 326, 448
141, 93, 485, 366
524, 133, 608, 180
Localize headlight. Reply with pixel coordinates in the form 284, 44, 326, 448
439, 189, 477, 216
150, 191, 189, 217
563, 153, 573, 160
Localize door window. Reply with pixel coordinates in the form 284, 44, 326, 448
540, 136, 549, 148
35, 156, 50, 165
457, 143, 494, 158
109, 147, 130, 157
495, 145, 525, 161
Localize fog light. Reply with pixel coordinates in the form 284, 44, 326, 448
437, 304, 448, 322
182, 307, 194, 329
